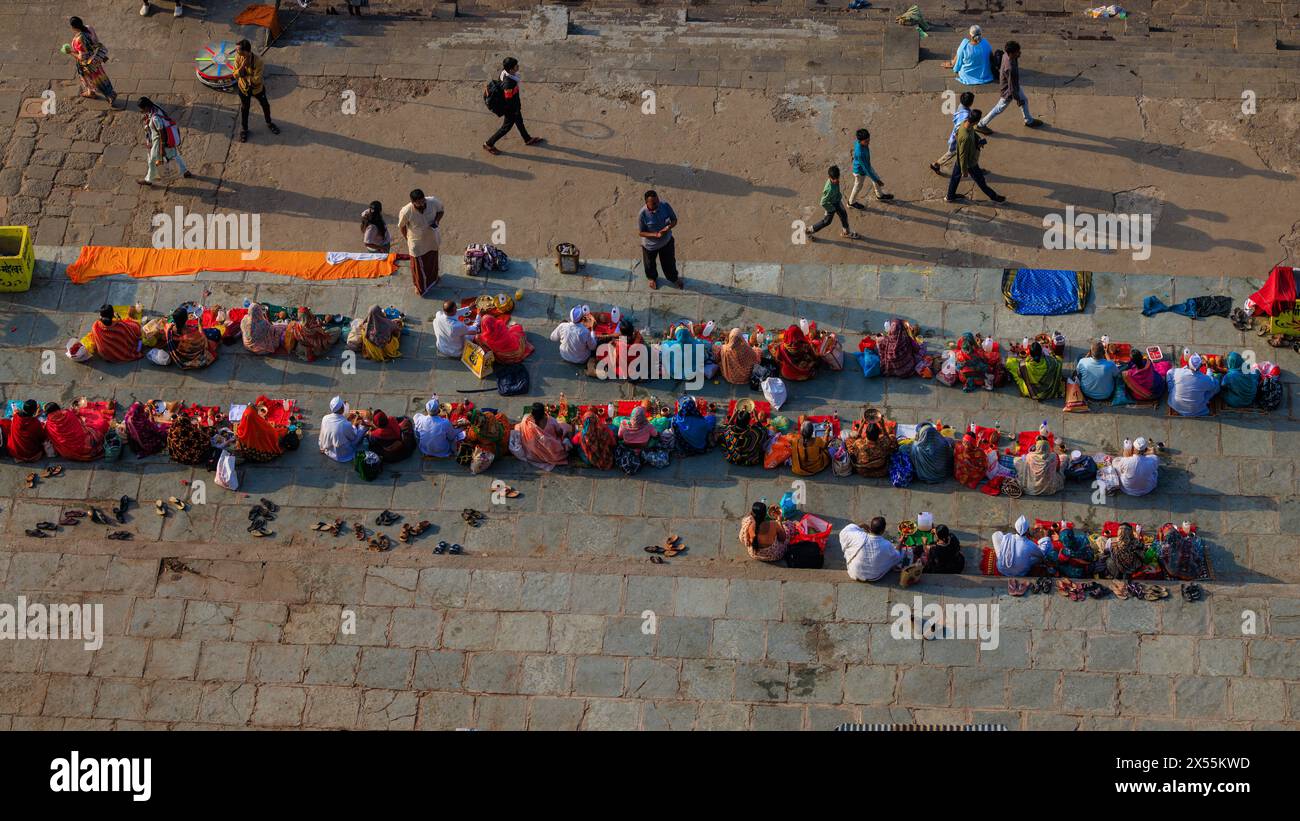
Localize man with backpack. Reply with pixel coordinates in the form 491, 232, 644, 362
975, 41, 1043, 133
137, 97, 191, 187
483, 57, 544, 155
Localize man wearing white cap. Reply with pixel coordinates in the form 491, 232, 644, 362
412, 396, 462, 458
1111, 437, 1160, 496
991, 515, 1049, 577
1165, 353, 1220, 416
319, 396, 367, 462
550, 305, 600, 366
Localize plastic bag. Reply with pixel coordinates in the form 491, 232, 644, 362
65, 339, 92, 363
818, 334, 844, 371
779, 491, 800, 520
857, 349, 881, 378
215, 449, 239, 490
761, 376, 788, 410
508, 428, 528, 462
147, 348, 171, 366
468, 446, 495, 475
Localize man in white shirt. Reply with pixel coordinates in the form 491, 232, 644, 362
319, 396, 367, 462
841, 517, 908, 582
397, 188, 444, 297
1113, 436, 1159, 496
412, 397, 462, 458
550, 305, 599, 365
434, 300, 479, 358
992, 515, 1049, 576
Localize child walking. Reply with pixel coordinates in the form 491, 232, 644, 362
808, 166, 861, 242
847, 129, 893, 209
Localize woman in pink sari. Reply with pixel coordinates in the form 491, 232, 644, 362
478, 315, 534, 364
43, 402, 109, 461
514, 403, 572, 470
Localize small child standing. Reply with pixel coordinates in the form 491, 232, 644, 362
848, 128, 893, 209
808, 165, 861, 242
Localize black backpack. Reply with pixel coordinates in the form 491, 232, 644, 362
496, 363, 530, 396
785, 541, 825, 569
990, 48, 1004, 81
484, 79, 507, 116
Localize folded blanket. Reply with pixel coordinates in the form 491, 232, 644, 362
1002, 268, 1092, 316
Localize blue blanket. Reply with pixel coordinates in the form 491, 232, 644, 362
1002, 268, 1092, 316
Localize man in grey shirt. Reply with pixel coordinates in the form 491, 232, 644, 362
637, 190, 682, 291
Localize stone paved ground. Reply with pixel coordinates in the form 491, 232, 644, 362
0, 2, 1297, 729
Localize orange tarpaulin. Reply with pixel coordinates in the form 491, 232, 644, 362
234, 4, 284, 40
66, 247, 398, 284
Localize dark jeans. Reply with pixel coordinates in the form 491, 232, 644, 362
487, 111, 532, 147
811, 204, 849, 234
642, 237, 679, 282
239, 89, 273, 133
947, 161, 1000, 200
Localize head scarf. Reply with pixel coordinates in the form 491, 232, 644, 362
909, 422, 952, 483
425, 397, 440, 414
569, 305, 584, 323
44, 405, 108, 461
718, 328, 760, 384
955, 331, 988, 383
619, 406, 653, 446
953, 431, 987, 488
1189, 354, 1203, 370
241, 303, 281, 354
479, 315, 527, 357
878, 319, 919, 377
6, 400, 47, 462
672, 395, 713, 452
721, 410, 764, 466
124, 401, 168, 457
236, 400, 285, 460
578, 411, 616, 470
1219, 351, 1260, 407
1017, 435, 1063, 496
284, 307, 338, 361
1014, 515, 1029, 536
360, 304, 396, 346
664, 327, 706, 379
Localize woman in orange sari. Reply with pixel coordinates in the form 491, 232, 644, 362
769, 325, 818, 381
514, 403, 572, 471
43, 401, 109, 461
952, 431, 988, 488
166, 307, 219, 370
235, 399, 286, 463
5, 400, 47, 462
478, 315, 534, 364
716, 328, 761, 385
88, 305, 143, 362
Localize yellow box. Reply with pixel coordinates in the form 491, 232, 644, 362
1269, 310, 1300, 338
0, 226, 35, 293
461, 339, 494, 379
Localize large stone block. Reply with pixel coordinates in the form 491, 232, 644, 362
882, 25, 918, 71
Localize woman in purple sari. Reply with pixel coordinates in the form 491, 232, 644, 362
124, 401, 170, 457
1121, 350, 1166, 402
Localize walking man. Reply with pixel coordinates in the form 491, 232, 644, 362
483, 57, 544, 155
398, 189, 445, 296
808, 165, 861, 241
136, 97, 191, 187
930, 91, 974, 176
946, 112, 1005, 204
847, 128, 893, 210
975, 41, 1043, 133
638, 190, 682, 290
233, 39, 280, 143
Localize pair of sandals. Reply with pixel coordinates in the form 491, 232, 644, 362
375, 510, 401, 527
462, 508, 487, 527
644, 534, 685, 561
1180, 582, 1204, 602
58, 510, 86, 527
353, 522, 370, 541
399, 520, 431, 544
22, 464, 61, 487
90, 507, 116, 525
367, 533, 394, 553
312, 519, 346, 536
1006, 577, 1056, 597
434, 541, 463, 555
1057, 579, 1108, 601
106, 530, 133, 541
1116, 581, 1170, 601
154, 497, 187, 516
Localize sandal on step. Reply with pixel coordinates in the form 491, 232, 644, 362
1108, 580, 1129, 599
1180, 582, 1203, 602
434, 541, 448, 555
59, 515, 79, 526
107, 530, 133, 541
155, 499, 168, 516
91, 508, 112, 525
1007, 580, 1030, 597
44, 465, 64, 478
25, 473, 37, 488
25, 529, 48, 538
644, 545, 664, 554
168, 496, 186, 511
447, 543, 463, 555
36, 521, 59, 531
260, 497, 279, 513
649, 555, 666, 564
1143, 585, 1170, 601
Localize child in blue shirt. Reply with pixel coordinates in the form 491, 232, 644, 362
847, 128, 893, 210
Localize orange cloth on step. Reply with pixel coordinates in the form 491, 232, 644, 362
66, 247, 397, 284
234, 5, 284, 40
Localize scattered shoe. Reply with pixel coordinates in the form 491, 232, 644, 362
59, 515, 79, 527
36, 521, 58, 531
413, 520, 431, 536
260, 498, 279, 513
107, 530, 133, 541
434, 540, 448, 555
155, 499, 168, 517
649, 555, 666, 564
25, 473, 37, 489
91, 508, 112, 525
1109, 580, 1130, 599
353, 522, 369, 541
1180, 582, 1204, 603
45, 465, 64, 478
65, 510, 87, 519
447, 543, 463, 555
24, 529, 47, 538
462, 508, 486, 527
1007, 579, 1030, 597
247, 517, 268, 533
375, 509, 401, 527
399, 524, 414, 544
367, 534, 393, 552
1031, 577, 1054, 595
116, 495, 132, 523
1142, 584, 1170, 602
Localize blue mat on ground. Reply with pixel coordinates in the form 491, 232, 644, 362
1001, 268, 1092, 316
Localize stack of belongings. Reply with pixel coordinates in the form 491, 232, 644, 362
463, 244, 509, 276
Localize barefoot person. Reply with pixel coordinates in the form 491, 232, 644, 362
398, 188, 444, 296
67, 17, 117, 105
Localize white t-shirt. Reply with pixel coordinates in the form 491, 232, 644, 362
318, 413, 364, 462
550, 321, 597, 364
434, 311, 478, 357
1114, 453, 1159, 496
397, 197, 444, 256
840, 524, 906, 582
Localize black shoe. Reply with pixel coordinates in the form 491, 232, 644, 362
944, 194, 966, 203
849, 202, 866, 211
267, 123, 281, 135
991, 194, 1007, 203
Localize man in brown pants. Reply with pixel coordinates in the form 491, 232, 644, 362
397, 188, 444, 296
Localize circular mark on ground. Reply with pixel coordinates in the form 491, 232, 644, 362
561, 120, 614, 140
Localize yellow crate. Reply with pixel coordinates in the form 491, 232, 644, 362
461, 339, 495, 379
0, 226, 35, 293
1269, 309, 1300, 338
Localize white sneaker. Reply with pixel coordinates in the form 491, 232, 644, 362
174, 3, 183, 15
139, 2, 149, 15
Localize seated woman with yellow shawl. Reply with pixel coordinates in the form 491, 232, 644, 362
88, 304, 143, 363
1013, 435, 1064, 496
789, 420, 830, 476
348, 305, 402, 362
166, 307, 218, 370
283, 308, 342, 362
1006, 341, 1064, 400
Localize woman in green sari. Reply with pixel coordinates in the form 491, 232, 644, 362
1006, 341, 1064, 400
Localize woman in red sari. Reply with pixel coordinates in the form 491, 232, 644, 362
478, 315, 534, 364
769, 325, 819, 381
235, 399, 286, 463
88, 305, 143, 362
43, 401, 109, 461
878, 319, 920, 377
6, 400, 47, 462
952, 431, 989, 488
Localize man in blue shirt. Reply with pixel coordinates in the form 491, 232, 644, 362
930, 91, 974, 176
847, 128, 893, 210
1166, 354, 1221, 417
1074, 341, 1119, 400
638, 190, 682, 291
